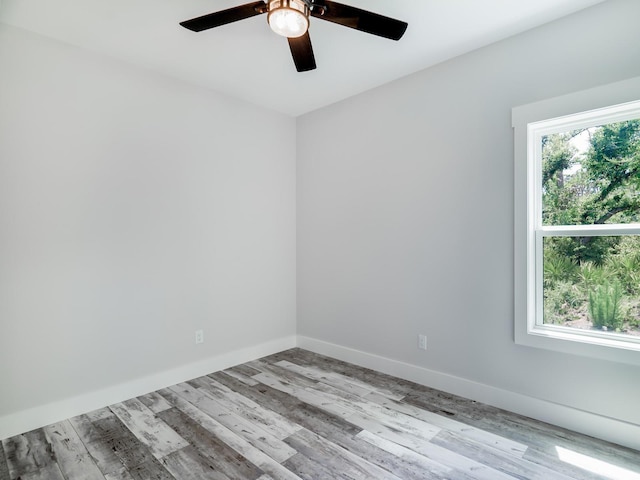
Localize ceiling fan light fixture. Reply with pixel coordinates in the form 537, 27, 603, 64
267, 0, 309, 38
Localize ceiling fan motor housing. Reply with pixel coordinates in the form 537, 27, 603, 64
267, 0, 310, 38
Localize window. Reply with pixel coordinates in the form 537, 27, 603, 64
513, 77, 640, 365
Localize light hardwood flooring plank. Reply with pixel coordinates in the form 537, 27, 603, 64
68, 410, 130, 477
104, 466, 136, 480
208, 372, 341, 434
275, 359, 404, 400
226, 363, 262, 377
281, 452, 339, 480
169, 382, 297, 463
160, 446, 231, 480
157, 407, 263, 480
109, 398, 189, 460
404, 388, 569, 452
275, 360, 375, 397
252, 362, 435, 437
286, 403, 455, 480
522, 446, 634, 480
430, 429, 578, 480
221, 366, 260, 386
137, 392, 173, 414
213, 371, 363, 440
252, 371, 361, 417
0, 439, 10, 480
188, 375, 302, 439
84, 407, 117, 423
2, 429, 66, 480
403, 388, 640, 478
364, 390, 528, 458
265, 349, 411, 398
124, 457, 175, 480
43, 420, 105, 480
246, 360, 323, 391
357, 429, 518, 480
354, 429, 472, 480
478, 408, 640, 472
157, 388, 303, 480
210, 372, 454, 480
253, 369, 442, 445
346, 411, 442, 455
284, 428, 404, 480
69, 407, 173, 479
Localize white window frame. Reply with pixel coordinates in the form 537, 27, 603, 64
513, 76, 640, 366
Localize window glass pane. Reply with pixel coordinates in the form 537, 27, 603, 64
543, 235, 640, 338
541, 119, 640, 226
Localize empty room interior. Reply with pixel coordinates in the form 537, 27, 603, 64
1, 0, 640, 478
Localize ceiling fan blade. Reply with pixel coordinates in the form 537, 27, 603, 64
311, 1, 407, 40
180, 1, 267, 32
288, 32, 316, 72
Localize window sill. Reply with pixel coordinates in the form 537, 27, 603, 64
515, 320, 640, 366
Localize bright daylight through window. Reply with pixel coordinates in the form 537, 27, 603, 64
513, 79, 640, 364
539, 114, 640, 340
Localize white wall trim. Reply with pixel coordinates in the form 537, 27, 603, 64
512, 75, 640, 366
0, 335, 297, 440
297, 335, 640, 451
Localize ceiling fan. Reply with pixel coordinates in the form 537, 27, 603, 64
180, 0, 408, 72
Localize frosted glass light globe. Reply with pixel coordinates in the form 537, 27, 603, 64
268, 0, 309, 38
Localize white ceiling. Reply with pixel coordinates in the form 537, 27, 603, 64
0, 0, 605, 116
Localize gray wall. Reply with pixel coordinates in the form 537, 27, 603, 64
0, 25, 296, 417
297, 0, 640, 428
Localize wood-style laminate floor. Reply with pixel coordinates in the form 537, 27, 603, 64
1, 348, 639, 480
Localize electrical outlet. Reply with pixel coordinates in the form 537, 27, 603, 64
195, 329, 204, 344
418, 334, 427, 350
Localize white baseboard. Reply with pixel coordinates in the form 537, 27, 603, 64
4, 334, 639, 452
297, 335, 640, 451
0, 335, 297, 440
